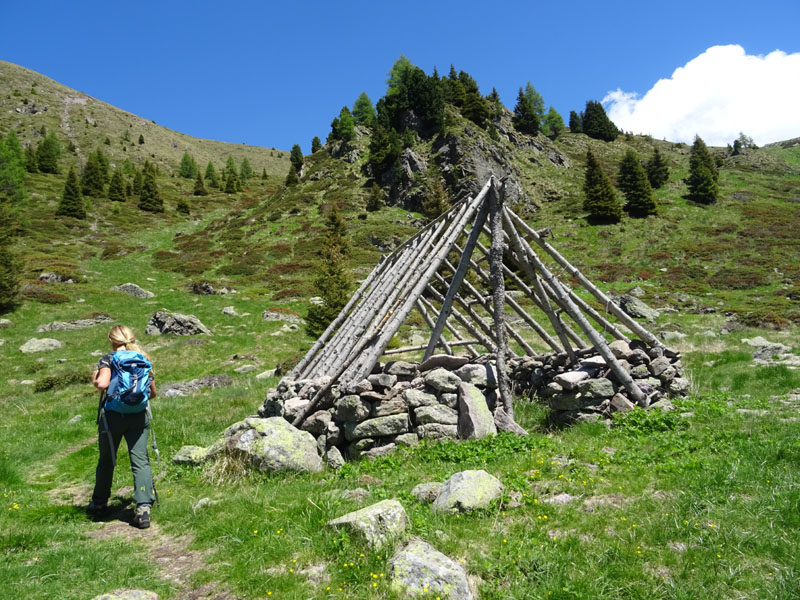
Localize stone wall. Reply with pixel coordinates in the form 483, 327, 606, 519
259, 341, 688, 465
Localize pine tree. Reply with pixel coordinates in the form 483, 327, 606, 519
645, 147, 669, 188
543, 107, 565, 139
81, 151, 106, 197
422, 177, 450, 218
284, 164, 299, 186
224, 171, 237, 193
582, 101, 618, 142
583, 150, 621, 223
56, 167, 86, 219
687, 135, 718, 204
569, 110, 583, 133
138, 162, 163, 212
240, 157, 253, 181
179, 152, 198, 178
95, 148, 110, 184
331, 107, 356, 142
24, 144, 39, 173
36, 132, 61, 173
305, 206, 352, 338
261, 168, 268, 181
290, 144, 304, 173
205, 161, 219, 188
352, 92, 376, 127
366, 182, 383, 212
108, 167, 126, 202
311, 136, 322, 153
0, 131, 26, 204
0, 201, 21, 311
138, 134, 145, 145
193, 172, 208, 196
132, 169, 144, 196
224, 157, 241, 191
513, 87, 539, 135
618, 150, 657, 217
176, 197, 190, 215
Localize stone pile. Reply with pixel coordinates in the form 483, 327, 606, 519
508, 339, 689, 425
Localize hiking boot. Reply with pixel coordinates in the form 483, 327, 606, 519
86, 500, 108, 516
133, 504, 151, 529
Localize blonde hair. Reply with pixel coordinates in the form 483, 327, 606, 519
108, 325, 150, 361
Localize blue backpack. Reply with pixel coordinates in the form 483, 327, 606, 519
105, 351, 152, 414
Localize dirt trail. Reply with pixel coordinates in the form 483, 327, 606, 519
60, 95, 88, 154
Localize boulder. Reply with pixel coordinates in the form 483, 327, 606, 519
0, 318, 12, 328
607, 340, 631, 359
404, 388, 438, 408
395, 433, 420, 447
457, 382, 496, 439
494, 407, 528, 435
362, 443, 397, 458
223, 417, 322, 473
648, 356, 672, 377
283, 397, 310, 421
424, 368, 462, 393
416, 423, 458, 440
372, 399, 407, 418
368, 373, 397, 389
327, 499, 409, 549
333, 395, 371, 422
39, 271, 77, 283
419, 355, 470, 371
344, 414, 409, 441
577, 377, 615, 399
411, 482, 443, 504
300, 410, 332, 436
553, 370, 589, 390
668, 377, 690, 396
326, 446, 345, 469
113, 283, 155, 299
37, 314, 113, 332
432, 469, 504, 514
414, 405, 458, 425
455, 363, 497, 388
172, 445, 210, 466
384, 361, 419, 377
617, 295, 659, 322
610, 394, 635, 413
389, 539, 473, 600
234, 364, 256, 374
145, 311, 212, 336
439, 393, 458, 409
659, 331, 687, 343
19, 338, 62, 353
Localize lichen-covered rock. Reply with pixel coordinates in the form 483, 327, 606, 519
440, 393, 458, 409
344, 414, 409, 441
395, 433, 420, 447
416, 423, 458, 440
610, 393, 635, 413
419, 354, 470, 371
372, 398, 407, 418
92, 591, 159, 600
454, 363, 497, 389
553, 370, 589, 390
38, 314, 113, 333
414, 405, 458, 425
608, 339, 631, 359
301, 410, 332, 436
668, 377, 690, 396
404, 388, 438, 409
457, 382, 496, 439
384, 361, 419, 377
113, 283, 155, 299
389, 539, 473, 599
172, 445, 210, 466
333, 395, 370, 422
432, 469, 504, 514
327, 499, 409, 549
223, 417, 322, 473
20, 338, 63, 354
145, 310, 212, 336
424, 368, 462, 393
494, 407, 528, 435
411, 482, 443, 503
326, 446, 345, 469
161, 374, 233, 398
368, 373, 398, 389
577, 377, 615, 399
616, 295, 659, 321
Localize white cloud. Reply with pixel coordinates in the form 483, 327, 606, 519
603, 45, 800, 146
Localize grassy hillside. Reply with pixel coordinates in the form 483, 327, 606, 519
1, 63, 799, 599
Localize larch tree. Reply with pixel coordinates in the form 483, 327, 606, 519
179, 152, 198, 178
205, 161, 219, 188
240, 157, 253, 181
24, 144, 39, 173
542, 107, 565, 139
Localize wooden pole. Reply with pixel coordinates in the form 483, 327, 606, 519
416, 299, 453, 355
384, 339, 479, 356
419, 296, 480, 358
425, 284, 497, 352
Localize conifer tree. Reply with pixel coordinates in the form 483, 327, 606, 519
138, 134, 145, 145
224, 157, 241, 191
305, 206, 352, 338
107, 167, 126, 202
290, 144, 304, 173
366, 182, 383, 212
193, 172, 208, 196
138, 162, 163, 212
224, 171, 237, 193
569, 110, 583, 133
582, 101, 618, 141
81, 151, 106, 196
284, 164, 299, 187
352, 92, 376, 127
645, 147, 669, 189
205, 161, 219, 188
24, 144, 39, 173
583, 150, 621, 223
240, 157, 253, 181
176, 197, 190, 215
0, 131, 26, 204
543, 107, 565, 139
36, 132, 61, 173
331, 107, 356, 142
0, 201, 21, 311
261, 168, 268, 181
95, 148, 110, 184
513, 87, 539, 135
132, 169, 144, 196
179, 152, 198, 178
57, 167, 86, 219
618, 150, 657, 217
687, 135, 718, 204
311, 136, 322, 153
422, 177, 450, 218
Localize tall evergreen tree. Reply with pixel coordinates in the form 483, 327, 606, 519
311, 136, 322, 153
240, 157, 253, 181
205, 161, 219, 188
0, 131, 26, 204
193, 172, 208, 196
138, 162, 163, 212
331, 107, 356, 142
352, 92, 376, 127
224, 170, 238, 193
0, 201, 21, 311
261, 167, 268, 181
132, 169, 144, 196
56, 167, 86, 219
176, 197, 190, 215
284, 164, 299, 187
178, 152, 198, 178
36, 132, 61, 173
138, 134, 145, 145
542, 107, 565, 139
24, 144, 39, 173
687, 135, 718, 204
366, 183, 383, 212
618, 150, 657, 217
290, 144, 304, 173
81, 151, 106, 197
645, 147, 669, 188
95, 148, 110, 184
513, 86, 539, 135
583, 150, 621, 223
224, 157, 242, 191
582, 101, 618, 141
107, 167, 126, 202
569, 110, 583, 133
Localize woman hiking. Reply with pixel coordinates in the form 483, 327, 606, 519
87, 324, 156, 529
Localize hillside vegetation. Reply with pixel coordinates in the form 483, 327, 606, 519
1, 59, 799, 599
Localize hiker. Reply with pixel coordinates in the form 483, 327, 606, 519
87, 324, 156, 529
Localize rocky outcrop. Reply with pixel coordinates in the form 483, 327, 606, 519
113, 283, 155, 299
19, 338, 62, 353
145, 311, 212, 336
37, 314, 113, 333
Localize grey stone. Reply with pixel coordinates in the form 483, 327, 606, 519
37, 314, 113, 333
628, 349, 650, 365
362, 443, 397, 458
91, 591, 159, 600
160, 374, 232, 398
630, 364, 650, 378
145, 310, 212, 336
610, 393, 635, 413
416, 423, 458, 439
326, 446, 345, 469
283, 397, 310, 421
577, 377, 615, 399
172, 445, 210, 466
419, 354, 470, 371
368, 373, 397, 389
113, 283, 155, 299
333, 395, 371, 422
309, 296, 324, 306
494, 407, 528, 435
0, 318, 12, 328
389, 539, 473, 600
628, 286, 646, 298
404, 388, 438, 409
543, 493, 577, 505
19, 338, 62, 353
395, 433, 419, 447
255, 369, 277, 380
439, 392, 458, 408
455, 363, 497, 388
68, 414, 82, 424
608, 339, 631, 359
234, 364, 256, 374
753, 343, 793, 361
20, 379, 34, 385
649, 399, 676, 412
221, 306, 239, 316
432, 469, 504, 513
549, 393, 605, 411
262, 309, 302, 324
668, 377, 690, 396
580, 355, 608, 369
659, 330, 687, 343
223, 417, 322, 473
617, 295, 659, 321
553, 370, 590, 390
301, 410, 332, 436
415, 404, 458, 425
354, 379, 373, 393
411, 482, 443, 503
648, 356, 672, 377
457, 382, 496, 439
384, 361, 419, 377
424, 367, 462, 393
372, 399, 407, 418
344, 414, 409, 441
327, 499, 409, 549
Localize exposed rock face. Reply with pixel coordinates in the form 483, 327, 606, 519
19, 338, 62, 353
38, 314, 113, 332
432, 469, 504, 514
389, 539, 474, 600
113, 283, 155, 299
217, 417, 322, 473
327, 499, 409, 549
145, 311, 212, 336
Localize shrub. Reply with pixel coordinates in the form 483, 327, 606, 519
35, 369, 91, 393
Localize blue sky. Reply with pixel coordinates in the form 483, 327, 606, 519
2, 0, 799, 151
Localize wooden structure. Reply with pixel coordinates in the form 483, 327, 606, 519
289, 177, 664, 427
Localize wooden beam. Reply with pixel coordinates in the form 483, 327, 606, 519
418, 296, 480, 358
384, 339, 478, 356
416, 299, 452, 355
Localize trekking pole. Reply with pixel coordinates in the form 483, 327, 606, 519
146, 404, 161, 508
98, 391, 116, 468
